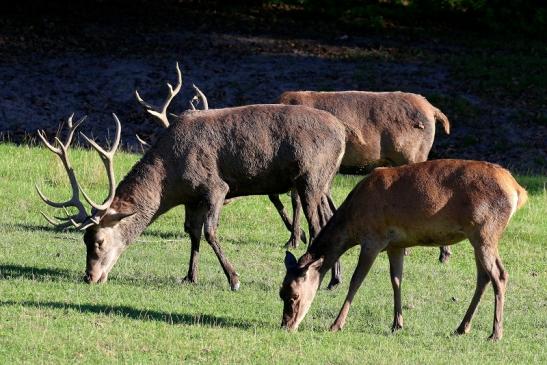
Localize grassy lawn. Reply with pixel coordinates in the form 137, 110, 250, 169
0, 143, 545, 364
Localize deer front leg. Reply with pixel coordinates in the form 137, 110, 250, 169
439, 246, 452, 263
330, 244, 381, 332
182, 205, 206, 283
204, 184, 240, 291
387, 248, 404, 332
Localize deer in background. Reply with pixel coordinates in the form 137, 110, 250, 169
135, 63, 308, 247
279, 159, 527, 340
278, 90, 453, 262
37, 101, 346, 290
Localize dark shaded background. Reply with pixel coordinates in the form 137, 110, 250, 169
1, 0, 545, 171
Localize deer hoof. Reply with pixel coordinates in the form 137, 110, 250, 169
180, 275, 197, 284
488, 332, 502, 341
326, 278, 341, 290
453, 324, 470, 336
329, 322, 343, 332
229, 275, 240, 291
391, 323, 403, 333
439, 247, 452, 263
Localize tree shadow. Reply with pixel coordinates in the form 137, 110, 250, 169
0, 264, 74, 282
0, 300, 264, 330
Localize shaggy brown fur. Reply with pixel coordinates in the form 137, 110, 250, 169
82, 104, 346, 290
280, 159, 527, 340
278, 91, 450, 169
278, 90, 452, 261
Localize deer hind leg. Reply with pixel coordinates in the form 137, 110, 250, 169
387, 248, 405, 332
270, 192, 307, 248
455, 254, 490, 335
298, 187, 321, 242
288, 189, 307, 248
465, 231, 508, 340
330, 243, 383, 332
183, 204, 207, 283
204, 183, 240, 291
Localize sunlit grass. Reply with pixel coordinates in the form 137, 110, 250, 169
0, 144, 545, 364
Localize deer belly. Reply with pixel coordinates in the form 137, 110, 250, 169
388, 226, 466, 248
224, 170, 294, 197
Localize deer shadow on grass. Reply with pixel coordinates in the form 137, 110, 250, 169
0, 264, 75, 282
0, 300, 263, 330
13, 223, 185, 241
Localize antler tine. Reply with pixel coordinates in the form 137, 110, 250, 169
36, 114, 90, 226
192, 84, 209, 110
134, 62, 183, 129
189, 97, 197, 111
135, 134, 150, 148
40, 211, 75, 231
77, 114, 121, 212
64, 115, 87, 148
37, 130, 61, 155
35, 183, 73, 208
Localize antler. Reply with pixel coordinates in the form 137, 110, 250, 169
37, 113, 123, 230
78, 114, 121, 215
189, 84, 209, 111
35, 114, 89, 230
135, 62, 182, 128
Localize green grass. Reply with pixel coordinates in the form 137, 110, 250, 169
0, 143, 545, 364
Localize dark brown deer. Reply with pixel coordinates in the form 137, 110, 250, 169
278, 90, 453, 262
135, 63, 307, 247
37, 104, 346, 290
279, 159, 527, 340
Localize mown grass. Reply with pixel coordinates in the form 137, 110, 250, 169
0, 143, 545, 364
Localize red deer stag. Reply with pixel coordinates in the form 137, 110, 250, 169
279, 159, 527, 340
37, 104, 346, 290
279, 90, 453, 262
135, 63, 307, 247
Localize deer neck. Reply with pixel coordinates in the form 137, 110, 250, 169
110, 152, 170, 244
306, 210, 355, 278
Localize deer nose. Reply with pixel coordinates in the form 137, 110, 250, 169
83, 273, 92, 283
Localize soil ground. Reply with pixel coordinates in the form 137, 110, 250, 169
1, 5, 545, 172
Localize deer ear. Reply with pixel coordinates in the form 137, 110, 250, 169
300, 257, 324, 274
284, 251, 298, 271
100, 209, 135, 227
308, 257, 324, 271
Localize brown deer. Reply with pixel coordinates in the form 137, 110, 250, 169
278, 90, 453, 262
280, 159, 527, 340
36, 103, 346, 290
135, 63, 308, 247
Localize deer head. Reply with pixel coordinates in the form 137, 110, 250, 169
37, 113, 133, 283
279, 251, 324, 331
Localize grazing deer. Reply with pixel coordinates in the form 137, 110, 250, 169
135, 63, 308, 247
37, 103, 346, 290
279, 159, 527, 340
278, 90, 453, 262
